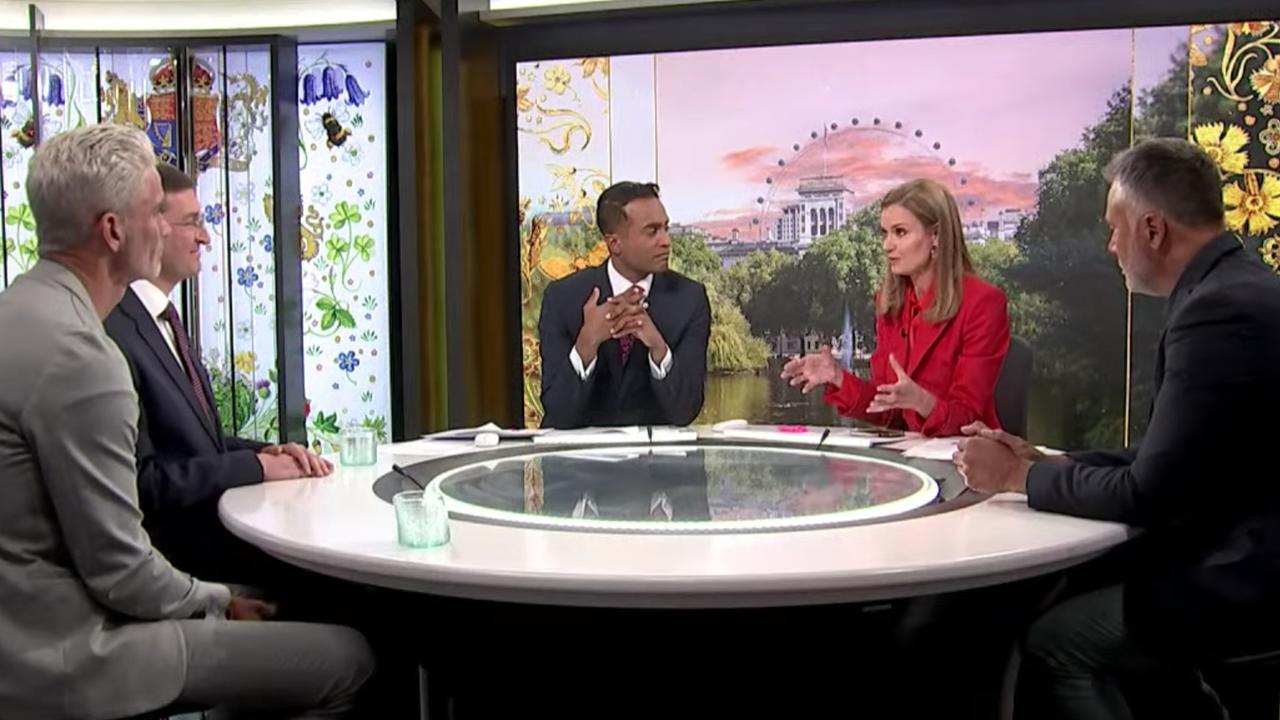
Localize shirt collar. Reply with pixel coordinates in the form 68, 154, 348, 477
606, 259, 653, 297
905, 278, 935, 315
131, 279, 174, 319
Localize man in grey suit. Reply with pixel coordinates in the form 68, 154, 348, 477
0, 124, 373, 719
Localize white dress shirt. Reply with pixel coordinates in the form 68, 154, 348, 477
131, 279, 183, 367
568, 260, 674, 381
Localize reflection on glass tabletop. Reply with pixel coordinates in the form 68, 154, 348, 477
431, 445, 940, 533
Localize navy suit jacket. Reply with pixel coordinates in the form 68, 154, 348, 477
105, 288, 265, 570
1028, 234, 1280, 653
538, 263, 711, 429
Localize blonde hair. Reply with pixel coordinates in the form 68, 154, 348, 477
27, 123, 156, 254
876, 178, 974, 323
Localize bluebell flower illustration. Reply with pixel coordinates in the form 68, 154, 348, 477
344, 73, 369, 106
338, 351, 360, 372
236, 267, 258, 288
17, 67, 30, 101
301, 63, 368, 106
322, 66, 342, 101
204, 203, 224, 226
301, 74, 319, 105
44, 73, 64, 107
261, 234, 273, 253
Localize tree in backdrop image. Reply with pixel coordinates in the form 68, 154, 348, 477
1129, 37, 1192, 444
1004, 85, 1133, 449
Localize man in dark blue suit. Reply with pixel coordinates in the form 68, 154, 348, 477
957, 139, 1280, 719
538, 181, 711, 428
106, 163, 330, 583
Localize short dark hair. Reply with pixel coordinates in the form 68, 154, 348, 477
155, 161, 196, 194
596, 181, 660, 236
1104, 138, 1224, 228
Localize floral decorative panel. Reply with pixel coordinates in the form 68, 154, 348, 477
194, 46, 280, 443
1190, 22, 1280, 269
1, 50, 36, 287
515, 57, 613, 428
192, 48, 234, 442
1, 50, 97, 286
40, 51, 97, 141
297, 42, 391, 452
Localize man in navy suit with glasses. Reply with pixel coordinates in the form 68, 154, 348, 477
105, 162, 331, 584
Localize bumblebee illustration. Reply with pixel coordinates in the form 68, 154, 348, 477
12, 118, 35, 149
321, 112, 351, 149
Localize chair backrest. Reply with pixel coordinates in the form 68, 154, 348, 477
995, 336, 1033, 438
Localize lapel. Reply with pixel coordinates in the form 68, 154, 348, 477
120, 289, 221, 445
906, 316, 950, 377
1152, 330, 1166, 403
645, 272, 680, 341
901, 282, 950, 378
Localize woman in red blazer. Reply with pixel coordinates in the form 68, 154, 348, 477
781, 178, 1010, 436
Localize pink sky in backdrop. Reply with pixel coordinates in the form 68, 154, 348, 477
651, 26, 1186, 235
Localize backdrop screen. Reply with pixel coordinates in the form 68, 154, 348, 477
516, 21, 1280, 449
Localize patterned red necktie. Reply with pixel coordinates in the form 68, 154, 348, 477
618, 283, 642, 364
619, 334, 635, 365
162, 303, 217, 427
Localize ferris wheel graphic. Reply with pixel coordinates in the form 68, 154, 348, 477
742, 114, 981, 243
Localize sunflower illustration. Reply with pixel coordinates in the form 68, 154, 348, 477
1253, 57, 1280, 105
1193, 122, 1249, 175
1224, 173, 1280, 235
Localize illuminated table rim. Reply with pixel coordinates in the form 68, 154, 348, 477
427, 444, 939, 534
219, 429, 1135, 608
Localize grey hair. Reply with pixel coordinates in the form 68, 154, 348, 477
1103, 138, 1225, 228
27, 124, 157, 254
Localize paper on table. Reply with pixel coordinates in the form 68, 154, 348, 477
422, 422, 548, 441
385, 439, 474, 457
718, 424, 901, 449
532, 426, 698, 445
899, 437, 963, 460
882, 436, 926, 452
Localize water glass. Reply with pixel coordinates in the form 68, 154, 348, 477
339, 425, 377, 466
393, 489, 451, 548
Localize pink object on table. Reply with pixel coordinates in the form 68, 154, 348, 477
778, 425, 808, 434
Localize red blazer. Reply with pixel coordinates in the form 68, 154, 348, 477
824, 274, 1010, 436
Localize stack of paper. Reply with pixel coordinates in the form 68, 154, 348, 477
899, 437, 963, 460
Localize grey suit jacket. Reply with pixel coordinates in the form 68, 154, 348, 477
0, 260, 230, 720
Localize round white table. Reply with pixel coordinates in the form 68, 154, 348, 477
219, 431, 1133, 608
